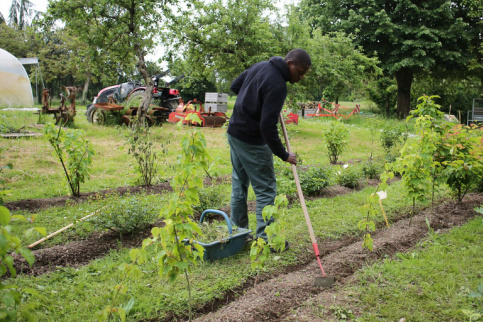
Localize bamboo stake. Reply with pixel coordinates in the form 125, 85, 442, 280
379, 200, 390, 228
28, 205, 107, 249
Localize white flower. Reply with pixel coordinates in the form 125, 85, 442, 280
343, 164, 349, 169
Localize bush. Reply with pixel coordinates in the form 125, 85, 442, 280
336, 164, 363, 189
323, 119, 349, 164
362, 159, 384, 179
300, 166, 331, 196
192, 184, 229, 215
92, 194, 158, 235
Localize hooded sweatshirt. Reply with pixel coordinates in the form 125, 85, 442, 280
227, 56, 290, 161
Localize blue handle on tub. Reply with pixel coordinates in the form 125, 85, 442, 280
200, 209, 233, 235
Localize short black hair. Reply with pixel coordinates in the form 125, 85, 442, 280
285, 49, 311, 67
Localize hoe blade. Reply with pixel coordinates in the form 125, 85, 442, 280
314, 276, 335, 288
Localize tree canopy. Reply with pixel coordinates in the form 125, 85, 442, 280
48, 0, 177, 114
301, 0, 473, 116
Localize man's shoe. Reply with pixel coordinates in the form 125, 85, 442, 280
245, 233, 254, 244
270, 240, 290, 253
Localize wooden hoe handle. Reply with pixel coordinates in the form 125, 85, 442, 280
279, 114, 326, 276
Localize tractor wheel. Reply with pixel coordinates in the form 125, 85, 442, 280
86, 104, 95, 123
124, 91, 145, 112
91, 107, 106, 125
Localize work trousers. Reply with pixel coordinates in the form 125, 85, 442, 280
227, 134, 276, 239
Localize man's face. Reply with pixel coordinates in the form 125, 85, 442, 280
287, 61, 310, 84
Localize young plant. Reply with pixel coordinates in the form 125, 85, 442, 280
436, 124, 483, 202
299, 166, 331, 196
134, 114, 210, 321
336, 164, 363, 189
358, 191, 383, 251
96, 262, 137, 322
250, 195, 289, 270
322, 118, 349, 164
383, 95, 445, 223
91, 193, 159, 236
0, 158, 46, 320
44, 123, 95, 196
121, 117, 159, 186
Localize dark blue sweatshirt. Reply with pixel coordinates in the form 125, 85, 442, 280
227, 56, 290, 161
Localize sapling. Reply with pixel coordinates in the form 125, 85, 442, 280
134, 114, 210, 321
44, 123, 95, 196
322, 118, 349, 164
250, 195, 289, 270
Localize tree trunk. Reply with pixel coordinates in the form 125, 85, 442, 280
385, 94, 390, 116
395, 68, 413, 118
82, 72, 91, 104
135, 45, 153, 118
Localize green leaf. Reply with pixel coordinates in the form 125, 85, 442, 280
19, 247, 35, 267
0, 206, 11, 226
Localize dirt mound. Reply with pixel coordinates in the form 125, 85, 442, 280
4, 182, 172, 212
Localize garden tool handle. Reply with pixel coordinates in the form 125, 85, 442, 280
279, 115, 319, 251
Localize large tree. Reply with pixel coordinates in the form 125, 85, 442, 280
9, 0, 35, 29
302, 0, 471, 116
48, 0, 177, 115
165, 0, 279, 91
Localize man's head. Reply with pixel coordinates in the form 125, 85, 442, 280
284, 49, 311, 84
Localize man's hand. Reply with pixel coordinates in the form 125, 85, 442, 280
285, 152, 297, 165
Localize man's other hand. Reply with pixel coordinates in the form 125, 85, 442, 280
285, 152, 297, 165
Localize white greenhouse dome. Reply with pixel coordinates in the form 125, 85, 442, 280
0, 48, 33, 108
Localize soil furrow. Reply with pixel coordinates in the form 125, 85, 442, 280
192, 194, 482, 322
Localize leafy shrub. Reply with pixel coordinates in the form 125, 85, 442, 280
192, 184, 229, 215
380, 125, 408, 162
1, 155, 45, 320
300, 166, 331, 196
121, 117, 159, 186
362, 159, 384, 179
336, 164, 363, 189
323, 119, 349, 164
44, 123, 95, 196
92, 194, 158, 235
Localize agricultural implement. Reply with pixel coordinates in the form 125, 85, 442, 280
168, 98, 228, 127
305, 99, 360, 119
86, 72, 184, 126
40, 86, 81, 124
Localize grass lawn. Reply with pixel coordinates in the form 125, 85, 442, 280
1, 103, 480, 321
353, 215, 483, 321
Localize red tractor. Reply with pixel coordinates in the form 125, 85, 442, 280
86, 72, 184, 126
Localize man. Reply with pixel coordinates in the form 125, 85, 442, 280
227, 48, 311, 249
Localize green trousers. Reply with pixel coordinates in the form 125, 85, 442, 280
228, 134, 276, 239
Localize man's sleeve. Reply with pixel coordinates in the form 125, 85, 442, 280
259, 85, 289, 161
230, 70, 248, 94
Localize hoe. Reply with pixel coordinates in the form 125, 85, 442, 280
279, 113, 335, 287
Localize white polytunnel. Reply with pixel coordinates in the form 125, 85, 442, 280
0, 48, 34, 108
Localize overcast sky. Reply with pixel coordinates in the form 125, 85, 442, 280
1, 0, 300, 22
1, 0, 300, 61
